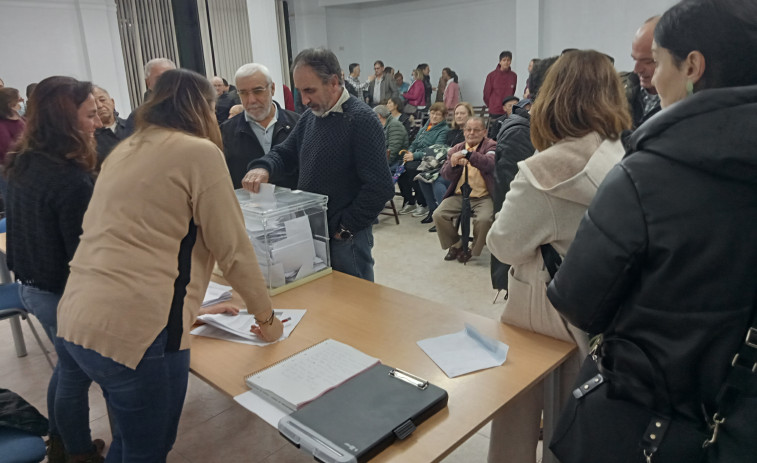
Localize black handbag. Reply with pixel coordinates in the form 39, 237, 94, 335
550, 336, 710, 463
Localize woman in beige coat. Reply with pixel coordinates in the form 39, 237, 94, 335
485, 50, 631, 463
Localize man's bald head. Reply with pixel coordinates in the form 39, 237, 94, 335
631, 16, 660, 93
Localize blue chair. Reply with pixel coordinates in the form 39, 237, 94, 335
0, 426, 46, 463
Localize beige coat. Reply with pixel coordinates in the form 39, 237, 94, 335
486, 132, 624, 348
57, 127, 272, 369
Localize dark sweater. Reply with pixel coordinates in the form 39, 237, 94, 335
6, 152, 94, 294
249, 95, 394, 235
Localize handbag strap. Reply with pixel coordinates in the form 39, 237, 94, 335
705, 301, 757, 447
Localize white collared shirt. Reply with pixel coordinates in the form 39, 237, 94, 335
320, 88, 350, 118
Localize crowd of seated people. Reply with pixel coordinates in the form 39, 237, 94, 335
3, 2, 756, 462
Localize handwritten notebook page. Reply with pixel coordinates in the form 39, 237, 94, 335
245, 339, 380, 411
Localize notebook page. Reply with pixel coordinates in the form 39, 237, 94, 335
246, 339, 380, 410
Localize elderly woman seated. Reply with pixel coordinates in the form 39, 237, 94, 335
397, 102, 449, 216
373, 104, 409, 172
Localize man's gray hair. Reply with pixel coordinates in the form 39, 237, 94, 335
92, 85, 110, 97
292, 48, 344, 86
234, 63, 273, 85
466, 116, 487, 128
145, 58, 176, 78
373, 105, 390, 119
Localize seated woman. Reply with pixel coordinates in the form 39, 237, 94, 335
386, 96, 412, 134
415, 102, 474, 225
547, 1, 757, 461
5, 76, 105, 463
485, 50, 631, 462
398, 102, 449, 216
403, 68, 427, 110
55, 70, 283, 461
373, 104, 408, 171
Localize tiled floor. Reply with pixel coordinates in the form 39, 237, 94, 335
2, 209, 520, 462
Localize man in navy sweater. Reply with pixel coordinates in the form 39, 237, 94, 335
243, 48, 394, 282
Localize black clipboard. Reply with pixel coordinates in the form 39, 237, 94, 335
278, 363, 448, 463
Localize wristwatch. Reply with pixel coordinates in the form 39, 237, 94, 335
337, 225, 353, 240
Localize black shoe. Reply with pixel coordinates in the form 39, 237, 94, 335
428, 226, 437, 233
420, 213, 433, 224
457, 248, 472, 264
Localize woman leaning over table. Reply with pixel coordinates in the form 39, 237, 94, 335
485, 50, 631, 463
547, 1, 757, 461
4, 76, 105, 463
56, 69, 283, 461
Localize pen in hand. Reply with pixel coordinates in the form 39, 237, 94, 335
280, 317, 291, 324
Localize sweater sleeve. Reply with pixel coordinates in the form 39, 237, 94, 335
547, 164, 647, 334
485, 171, 554, 266
248, 118, 302, 178
193, 149, 273, 319
337, 113, 395, 233
468, 142, 496, 174
54, 174, 94, 263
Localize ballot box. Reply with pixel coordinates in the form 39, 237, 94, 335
234, 186, 332, 295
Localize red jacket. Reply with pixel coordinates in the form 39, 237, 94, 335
403, 80, 426, 107
483, 66, 517, 115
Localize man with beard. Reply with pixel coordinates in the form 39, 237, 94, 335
242, 48, 393, 282
220, 63, 300, 189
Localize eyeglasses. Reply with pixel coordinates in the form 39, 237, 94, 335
237, 86, 270, 97
464, 127, 485, 133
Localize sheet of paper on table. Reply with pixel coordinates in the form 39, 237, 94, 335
201, 281, 232, 307
417, 323, 509, 378
190, 309, 306, 346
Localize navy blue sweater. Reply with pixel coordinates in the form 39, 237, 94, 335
6, 152, 94, 294
250, 95, 393, 235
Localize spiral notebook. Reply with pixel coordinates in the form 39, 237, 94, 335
244, 339, 380, 412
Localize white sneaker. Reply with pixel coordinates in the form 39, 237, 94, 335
399, 204, 417, 215
411, 206, 429, 217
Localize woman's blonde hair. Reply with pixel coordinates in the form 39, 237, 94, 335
412, 68, 425, 82
135, 69, 222, 149
530, 50, 631, 151
450, 102, 474, 129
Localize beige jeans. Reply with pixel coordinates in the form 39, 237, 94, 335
432, 195, 494, 256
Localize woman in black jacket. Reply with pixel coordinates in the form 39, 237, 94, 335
547, 1, 757, 461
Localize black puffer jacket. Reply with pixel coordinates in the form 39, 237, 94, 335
490, 108, 534, 290
548, 86, 757, 433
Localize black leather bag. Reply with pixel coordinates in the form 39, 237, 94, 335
550, 337, 710, 463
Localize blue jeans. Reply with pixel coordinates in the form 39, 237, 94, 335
418, 177, 450, 214
330, 226, 375, 282
18, 285, 95, 454
61, 329, 190, 462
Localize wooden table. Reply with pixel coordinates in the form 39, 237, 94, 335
191, 272, 575, 462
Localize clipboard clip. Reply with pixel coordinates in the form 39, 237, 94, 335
389, 368, 429, 390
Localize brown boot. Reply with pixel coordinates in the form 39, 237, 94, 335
46, 434, 66, 463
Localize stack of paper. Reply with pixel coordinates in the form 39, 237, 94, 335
202, 281, 232, 307
191, 309, 306, 346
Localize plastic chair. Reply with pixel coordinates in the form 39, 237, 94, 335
0, 283, 55, 369
0, 426, 46, 463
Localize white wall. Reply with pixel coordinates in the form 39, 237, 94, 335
286, 0, 681, 103
342, 0, 517, 106
539, 0, 679, 72
0, 0, 131, 114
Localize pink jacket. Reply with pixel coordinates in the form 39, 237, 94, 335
403, 80, 426, 107
444, 81, 460, 110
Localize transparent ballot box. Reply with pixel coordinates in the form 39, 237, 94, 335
234, 186, 331, 295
